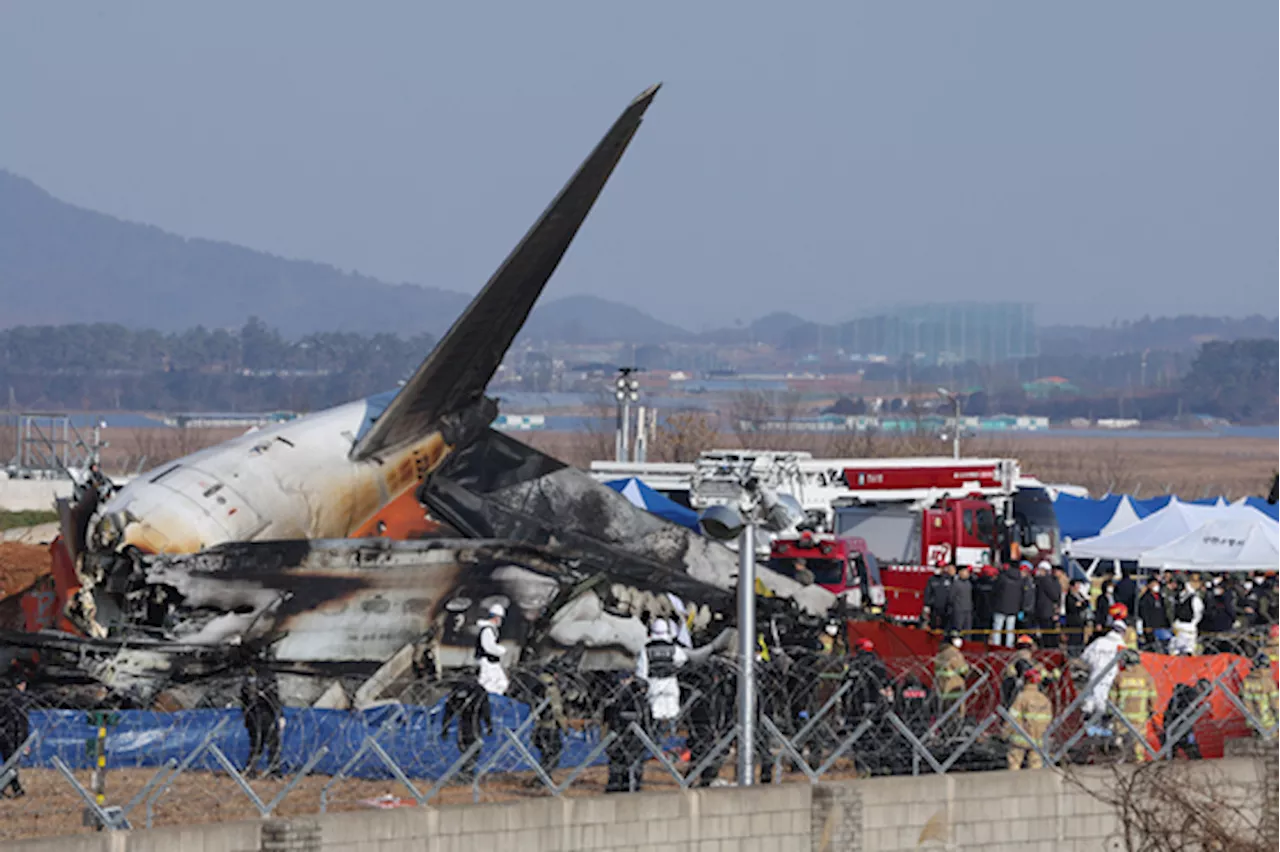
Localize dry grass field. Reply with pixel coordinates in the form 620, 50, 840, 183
524, 429, 1278, 501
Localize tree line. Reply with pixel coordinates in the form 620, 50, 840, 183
0, 319, 434, 413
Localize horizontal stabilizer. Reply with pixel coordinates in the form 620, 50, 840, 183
351, 84, 661, 461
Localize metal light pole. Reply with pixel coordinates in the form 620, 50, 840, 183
614, 374, 625, 462
736, 523, 756, 785
614, 368, 640, 462
697, 482, 801, 789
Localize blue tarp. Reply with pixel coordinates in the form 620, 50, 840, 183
1053, 492, 1278, 540
1130, 496, 1173, 517
1053, 493, 1125, 540
1244, 497, 1279, 521
23, 697, 619, 780
605, 477, 701, 532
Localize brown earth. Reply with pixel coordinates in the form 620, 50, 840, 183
0, 761, 777, 841
0, 543, 51, 600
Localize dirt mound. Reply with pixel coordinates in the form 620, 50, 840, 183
0, 542, 52, 598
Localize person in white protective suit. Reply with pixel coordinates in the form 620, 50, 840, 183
1170, 579, 1204, 656
636, 619, 688, 722
1080, 619, 1128, 717
475, 603, 509, 696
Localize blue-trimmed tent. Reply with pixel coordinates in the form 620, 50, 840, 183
1054, 492, 1278, 541
605, 477, 701, 532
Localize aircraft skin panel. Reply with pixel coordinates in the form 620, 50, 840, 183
91, 399, 450, 554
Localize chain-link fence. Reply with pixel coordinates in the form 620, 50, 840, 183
0, 635, 1275, 842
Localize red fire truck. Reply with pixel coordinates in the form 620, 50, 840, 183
768, 459, 1061, 622
766, 530, 886, 611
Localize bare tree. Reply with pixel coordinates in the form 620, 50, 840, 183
651, 411, 720, 463
728, 390, 775, 445
1061, 758, 1276, 852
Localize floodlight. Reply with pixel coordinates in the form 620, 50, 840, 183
699, 504, 746, 541
615, 390, 625, 401
759, 491, 804, 532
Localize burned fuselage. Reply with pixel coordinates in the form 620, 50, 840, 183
60, 535, 736, 703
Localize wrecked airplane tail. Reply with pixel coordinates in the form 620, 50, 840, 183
350, 84, 662, 462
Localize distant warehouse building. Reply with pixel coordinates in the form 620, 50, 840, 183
744, 413, 1049, 433
841, 302, 1038, 365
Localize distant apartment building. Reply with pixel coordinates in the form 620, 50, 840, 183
842, 302, 1038, 365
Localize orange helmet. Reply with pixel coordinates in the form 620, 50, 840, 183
1025, 667, 1043, 684
1108, 602, 1129, 620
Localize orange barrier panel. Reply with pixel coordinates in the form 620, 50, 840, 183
1140, 651, 1276, 759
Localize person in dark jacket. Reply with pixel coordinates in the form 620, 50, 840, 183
972, 563, 998, 636
603, 678, 651, 792
1137, 578, 1172, 653
440, 680, 493, 780
241, 664, 283, 779
1019, 563, 1036, 627
1094, 580, 1118, 638
992, 564, 1024, 648
1201, 579, 1236, 654
1238, 579, 1262, 628
1064, 580, 1092, 655
947, 566, 975, 639
1033, 565, 1062, 649
0, 675, 31, 798
1159, 679, 1208, 760
922, 566, 955, 631
1115, 568, 1139, 624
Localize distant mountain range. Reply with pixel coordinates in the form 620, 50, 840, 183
0, 170, 686, 343
1, 170, 1273, 350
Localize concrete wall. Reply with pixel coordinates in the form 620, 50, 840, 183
3, 756, 1274, 852
0, 479, 71, 513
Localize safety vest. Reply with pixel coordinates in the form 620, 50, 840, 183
1242, 671, 1278, 730
1113, 670, 1156, 721
474, 625, 500, 663
1007, 689, 1053, 748
935, 648, 970, 699
644, 640, 678, 678
1175, 596, 1196, 623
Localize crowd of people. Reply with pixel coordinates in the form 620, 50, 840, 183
919, 550, 1278, 658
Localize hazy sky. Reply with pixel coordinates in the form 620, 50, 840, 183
1, 3, 1275, 329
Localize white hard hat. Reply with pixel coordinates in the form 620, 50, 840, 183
488, 603, 506, 619
650, 619, 671, 640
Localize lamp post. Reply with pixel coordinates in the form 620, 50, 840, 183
614, 368, 640, 462
736, 523, 756, 783
938, 388, 961, 460
698, 480, 803, 787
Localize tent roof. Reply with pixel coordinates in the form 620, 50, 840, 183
1067, 498, 1243, 561
1054, 493, 1124, 541
1098, 496, 1143, 537
604, 477, 701, 532
1138, 516, 1279, 572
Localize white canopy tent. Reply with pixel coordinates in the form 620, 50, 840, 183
1068, 498, 1239, 562
1096, 496, 1143, 537
1138, 516, 1279, 572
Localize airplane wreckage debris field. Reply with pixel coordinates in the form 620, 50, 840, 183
0, 85, 834, 710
